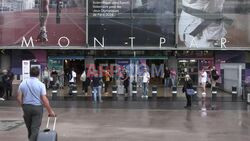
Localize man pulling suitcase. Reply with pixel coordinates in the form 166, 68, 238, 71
17, 67, 56, 141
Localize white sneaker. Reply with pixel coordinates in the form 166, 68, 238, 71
141, 95, 145, 98
0, 98, 5, 101
145, 95, 148, 99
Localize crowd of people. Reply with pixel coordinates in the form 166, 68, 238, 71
0, 64, 219, 107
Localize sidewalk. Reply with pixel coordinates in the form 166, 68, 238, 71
0, 100, 250, 141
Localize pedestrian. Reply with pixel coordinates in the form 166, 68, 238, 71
58, 70, 64, 89
16, 66, 56, 141
80, 70, 88, 95
121, 70, 129, 94
69, 68, 77, 85
211, 66, 219, 88
50, 67, 58, 87
164, 67, 171, 87
170, 68, 176, 87
2, 69, 12, 100
142, 67, 150, 98
91, 73, 103, 102
200, 68, 208, 97
103, 70, 111, 95
0, 70, 5, 101
182, 74, 194, 109
42, 66, 50, 88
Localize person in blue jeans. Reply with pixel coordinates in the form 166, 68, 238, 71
91, 73, 103, 102
142, 68, 150, 98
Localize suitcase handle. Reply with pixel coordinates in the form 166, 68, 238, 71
46, 117, 57, 131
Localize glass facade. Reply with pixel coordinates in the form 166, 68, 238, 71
0, 0, 249, 49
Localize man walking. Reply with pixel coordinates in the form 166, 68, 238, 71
0, 70, 5, 101
91, 73, 103, 103
142, 67, 150, 98
17, 67, 56, 141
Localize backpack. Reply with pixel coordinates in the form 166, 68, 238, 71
212, 70, 219, 80
80, 72, 86, 81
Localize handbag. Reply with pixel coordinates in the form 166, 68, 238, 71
206, 81, 211, 88
186, 89, 195, 96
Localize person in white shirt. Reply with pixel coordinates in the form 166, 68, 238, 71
142, 67, 150, 98
179, 0, 227, 48
200, 68, 207, 96
69, 68, 77, 85
42, 66, 50, 88
80, 70, 88, 95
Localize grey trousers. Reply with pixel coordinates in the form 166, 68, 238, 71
22, 104, 43, 141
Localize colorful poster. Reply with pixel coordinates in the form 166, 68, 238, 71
88, 0, 176, 48
178, 0, 250, 48
0, 0, 86, 48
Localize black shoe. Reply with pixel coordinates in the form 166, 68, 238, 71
36, 30, 48, 42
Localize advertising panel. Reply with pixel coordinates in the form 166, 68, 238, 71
0, 0, 86, 48
88, 0, 176, 48
178, 0, 250, 48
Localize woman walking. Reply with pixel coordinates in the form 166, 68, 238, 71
182, 74, 194, 109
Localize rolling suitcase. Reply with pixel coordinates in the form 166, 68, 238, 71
37, 117, 58, 141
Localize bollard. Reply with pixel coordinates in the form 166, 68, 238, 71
211, 87, 217, 99
69, 84, 77, 97
211, 87, 217, 110
232, 86, 237, 94
52, 85, 58, 100
132, 81, 137, 99
232, 86, 237, 101
112, 85, 118, 100
132, 84, 137, 99
152, 86, 157, 96
212, 87, 217, 95
72, 85, 78, 97
232, 86, 237, 95
247, 93, 250, 104
172, 86, 177, 97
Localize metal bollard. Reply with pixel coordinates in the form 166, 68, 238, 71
69, 84, 77, 97
152, 86, 157, 96
232, 86, 237, 95
172, 86, 177, 97
212, 87, 217, 99
232, 86, 237, 100
211, 87, 217, 110
212, 87, 217, 95
52, 85, 58, 100
247, 93, 250, 104
132, 85, 137, 98
112, 85, 117, 100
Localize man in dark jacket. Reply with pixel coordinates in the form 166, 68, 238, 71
2, 69, 11, 100
0, 70, 5, 101
91, 73, 103, 102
